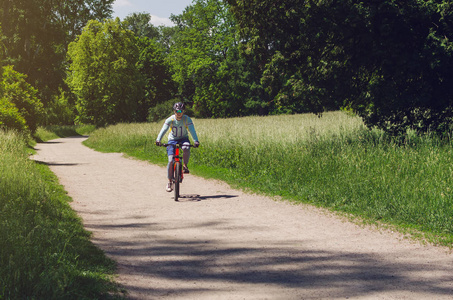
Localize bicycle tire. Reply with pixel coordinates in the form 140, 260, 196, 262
174, 161, 181, 201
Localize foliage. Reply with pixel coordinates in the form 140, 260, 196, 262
0, 65, 43, 132
67, 18, 144, 126
2, 0, 452, 133
0, 98, 27, 131
346, 1, 453, 135
0, 28, 27, 131
85, 112, 453, 246
123, 12, 160, 39
136, 35, 176, 122
147, 99, 196, 122
43, 88, 77, 125
67, 16, 176, 125
0, 130, 123, 299
0, 25, 4, 64
227, 0, 453, 133
147, 99, 178, 122
169, 0, 265, 117
113, 13, 176, 122
0, 0, 115, 109
228, 0, 345, 114
154, 26, 178, 54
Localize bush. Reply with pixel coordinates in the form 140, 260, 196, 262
0, 98, 27, 131
43, 89, 76, 125
0, 66, 43, 132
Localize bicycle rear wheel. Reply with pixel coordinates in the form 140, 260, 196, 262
174, 161, 181, 201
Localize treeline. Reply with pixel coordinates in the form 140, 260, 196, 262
1, 0, 453, 133
0, 0, 114, 130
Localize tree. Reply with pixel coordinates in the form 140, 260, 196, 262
0, 97, 27, 132
0, 0, 114, 114
123, 12, 160, 40
0, 66, 43, 132
155, 26, 178, 55
136, 36, 175, 121
350, 1, 453, 134
122, 13, 176, 121
67, 18, 143, 126
169, 0, 264, 117
228, 0, 453, 133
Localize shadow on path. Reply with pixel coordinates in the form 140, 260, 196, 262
175, 194, 239, 202
88, 220, 453, 299
34, 160, 80, 167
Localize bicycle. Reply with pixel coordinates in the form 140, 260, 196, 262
158, 142, 196, 201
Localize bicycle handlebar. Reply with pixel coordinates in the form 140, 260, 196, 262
157, 143, 198, 148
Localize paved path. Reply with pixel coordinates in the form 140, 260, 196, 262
33, 136, 453, 299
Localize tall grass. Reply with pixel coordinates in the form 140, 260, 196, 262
0, 130, 123, 299
85, 112, 453, 247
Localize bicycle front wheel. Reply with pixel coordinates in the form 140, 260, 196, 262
174, 161, 181, 201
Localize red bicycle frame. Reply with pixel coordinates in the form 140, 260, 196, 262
174, 146, 184, 182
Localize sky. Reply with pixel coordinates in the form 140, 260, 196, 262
112, 0, 194, 26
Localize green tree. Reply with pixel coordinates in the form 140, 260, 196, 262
122, 13, 176, 121
136, 36, 175, 121
155, 26, 178, 54
123, 12, 160, 39
350, 1, 453, 134
0, 0, 114, 116
67, 18, 143, 126
228, 0, 453, 133
0, 66, 43, 132
0, 98, 27, 132
169, 0, 261, 117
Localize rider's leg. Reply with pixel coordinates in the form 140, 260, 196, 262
166, 141, 177, 181
167, 155, 174, 180
165, 142, 177, 192
183, 148, 190, 169
180, 138, 191, 172
165, 155, 174, 192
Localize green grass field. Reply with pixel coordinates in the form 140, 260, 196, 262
85, 111, 453, 247
0, 129, 124, 299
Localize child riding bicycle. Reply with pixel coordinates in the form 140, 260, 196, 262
155, 102, 200, 192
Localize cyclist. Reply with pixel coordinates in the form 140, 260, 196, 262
155, 102, 200, 192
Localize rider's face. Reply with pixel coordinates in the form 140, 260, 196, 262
175, 110, 184, 120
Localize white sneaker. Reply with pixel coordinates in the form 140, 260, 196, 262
166, 182, 173, 192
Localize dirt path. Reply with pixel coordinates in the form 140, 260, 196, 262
32, 136, 453, 299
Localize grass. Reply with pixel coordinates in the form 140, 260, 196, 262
0, 128, 125, 299
84, 111, 453, 248
34, 124, 96, 142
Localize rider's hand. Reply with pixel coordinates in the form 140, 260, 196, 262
194, 141, 200, 148
155, 141, 161, 146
